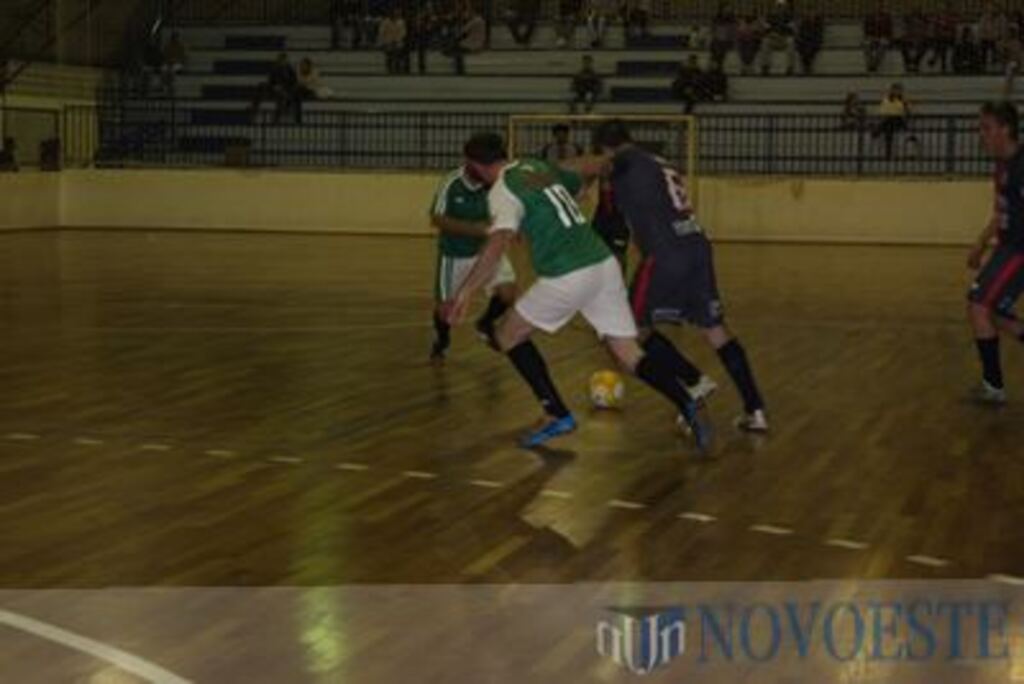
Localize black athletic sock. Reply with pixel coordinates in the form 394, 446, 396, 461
976, 337, 1004, 388
717, 339, 765, 414
432, 312, 451, 351
635, 346, 697, 417
477, 294, 510, 328
642, 331, 702, 387
507, 341, 570, 419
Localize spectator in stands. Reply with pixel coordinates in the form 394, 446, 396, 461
410, 6, 438, 74
952, 26, 982, 74
570, 54, 602, 112
926, 4, 958, 73
702, 61, 729, 101
899, 8, 927, 73
709, 6, 737, 70
447, 6, 486, 74
508, 0, 540, 46
541, 124, 583, 162
672, 55, 703, 114
378, 8, 408, 74
1001, 25, 1023, 97
623, 0, 651, 40
758, 0, 796, 75
839, 92, 866, 131
736, 15, 762, 75
161, 31, 187, 93
295, 58, 333, 123
978, 6, 999, 70
0, 138, 17, 173
796, 10, 824, 74
556, 0, 582, 48
586, 0, 616, 48
863, 3, 892, 73
249, 53, 298, 124
872, 82, 916, 160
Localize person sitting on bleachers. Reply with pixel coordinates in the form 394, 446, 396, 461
709, 5, 737, 70
378, 8, 408, 74
586, 0, 616, 48
623, 0, 651, 41
701, 61, 729, 102
926, 4, 958, 73
671, 55, 703, 114
295, 58, 333, 123
872, 82, 917, 160
508, 0, 540, 46
249, 53, 298, 124
796, 10, 824, 75
570, 54, 602, 113
863, 3, 893, 74
541, 124, 583, 163
445, 6, 486, 75
161, 32, 187, 93
839, 92, 866, 131
0, 138, 18, 173
899, 8, 927, 73
1001, 25, 1023, 97
758, 0, 796, 75
736, 15, 763, 75
953, 26, 982, 74
977, 6, 999, 71
555, 0, 582, 48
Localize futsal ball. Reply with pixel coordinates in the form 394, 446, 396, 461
589, 370, 625, 409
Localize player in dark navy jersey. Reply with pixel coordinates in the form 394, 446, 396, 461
591, 171, 631, 271
588, 119, 769, 432
967, 101, 1024, 404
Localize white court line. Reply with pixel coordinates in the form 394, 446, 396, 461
988, 574, 1024, 586
540, 489, 573, 500
75, 323, 429, 334
0, 609, 192, 684
73, 437, 105, 447
906, 555, 951, 569
139, 444, 173, 452
608, 500, 647, 511
204, 449, 236, 459
266, 456, 303, 465
336, 463, 370, 472
679, 512, 717, 524
468, 479, 504, 489
825, 538, 870, 551
403, 471, 438, 480
749, 524, 795, 537
3, 433, 40, 442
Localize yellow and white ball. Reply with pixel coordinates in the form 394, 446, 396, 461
589, 370, 625, 409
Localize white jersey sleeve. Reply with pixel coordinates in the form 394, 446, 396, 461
488, 176, 525, 233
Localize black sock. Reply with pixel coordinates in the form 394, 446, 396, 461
477, 295, 510, 328
432, 312, 450, 351
635, 346, 697, 416
642, 331, 702, 387
507, 341, 570, 419
976, 337, 1004, 388
717, 339, 765, 414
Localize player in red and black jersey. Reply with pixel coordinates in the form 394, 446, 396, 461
967, 101, 1024, 403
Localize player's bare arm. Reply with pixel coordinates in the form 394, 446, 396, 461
430, 213, 490, 239
446, 230, 515, 324
560, 155, 611, 185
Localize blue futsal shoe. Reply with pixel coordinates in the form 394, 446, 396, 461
678, 401, 714, 454
520, 415, 577, 448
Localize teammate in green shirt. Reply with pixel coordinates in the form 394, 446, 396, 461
446, 132, 710, 450
430, 165, 518, 363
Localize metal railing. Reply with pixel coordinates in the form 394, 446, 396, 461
46, 102, 988, 176
166, 0, 1011, 25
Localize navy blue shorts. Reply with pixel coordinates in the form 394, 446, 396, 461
629, 237, 724, 329
968, 244, 1024, 316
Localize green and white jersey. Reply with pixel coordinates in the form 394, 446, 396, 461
488, 158, 611, 278
431, 167, 490, 258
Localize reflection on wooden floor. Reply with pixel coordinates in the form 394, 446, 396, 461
0, 230, 1022, 588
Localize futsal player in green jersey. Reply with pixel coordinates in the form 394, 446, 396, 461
445, 132, 710, 450
430, 165, 518, 363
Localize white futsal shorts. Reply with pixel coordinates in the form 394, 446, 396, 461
515, 257, 638, 339
436, 254, 516, 301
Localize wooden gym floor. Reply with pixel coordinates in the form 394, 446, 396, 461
1, 229, 1022, 588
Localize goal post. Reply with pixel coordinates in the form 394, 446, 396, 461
507, 113, 700, 209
